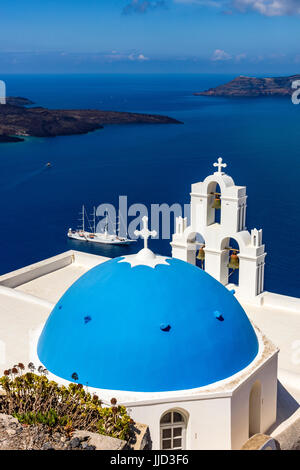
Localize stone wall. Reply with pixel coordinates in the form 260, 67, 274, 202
271, 408, 300, 450
241, 434, 280, 450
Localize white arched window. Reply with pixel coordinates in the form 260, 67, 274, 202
160, 410, 187, 450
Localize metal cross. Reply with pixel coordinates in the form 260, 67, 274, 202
134, 216, 157, 249
213, 157, 227, 173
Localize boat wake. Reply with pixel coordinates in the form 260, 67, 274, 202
0, 166, 49, 192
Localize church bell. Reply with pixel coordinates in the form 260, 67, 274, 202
196, 246, 205, 261
196, 246, 205, 269
228, 251, 239, 270
212, 194, 221, 210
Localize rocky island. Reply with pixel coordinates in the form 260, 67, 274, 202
0, 98, 181, 143
6, 97, 35, 107
194, 75, 300, 97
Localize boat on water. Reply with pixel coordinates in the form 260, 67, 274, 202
67, 205, 136, 246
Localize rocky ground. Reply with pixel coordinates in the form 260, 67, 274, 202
0, 414, 96, 450
194, 75, 300, 97
0, 413, 152, 450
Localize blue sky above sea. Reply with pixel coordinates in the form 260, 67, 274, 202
0, 0, 300, 74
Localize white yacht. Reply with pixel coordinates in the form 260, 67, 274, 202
67, 205, 136, 246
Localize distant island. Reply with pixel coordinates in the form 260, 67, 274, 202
194, 75, 300, 97
0, 98, 181, 143
6, 97, 35, 107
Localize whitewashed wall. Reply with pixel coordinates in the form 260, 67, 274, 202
231, 354, 278, 449
128, 396, 231, 450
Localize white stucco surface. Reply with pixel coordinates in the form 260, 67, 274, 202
0, 290, 50, 370
16, 264, 90, 304
242, 302, 300, 402
0, 251, 108, 370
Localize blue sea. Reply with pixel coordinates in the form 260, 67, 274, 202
0, 74, 299, 297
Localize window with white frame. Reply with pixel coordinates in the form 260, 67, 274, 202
160, 410, 186, 450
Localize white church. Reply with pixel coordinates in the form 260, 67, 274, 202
0, 159, 299, 450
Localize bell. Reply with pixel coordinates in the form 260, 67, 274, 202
212, 194, 221, 210
197, 247, 205, 261
228, 251, 239, 270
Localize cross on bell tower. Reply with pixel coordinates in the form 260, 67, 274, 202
213, 157, 227, 174
134, 216, 157, 250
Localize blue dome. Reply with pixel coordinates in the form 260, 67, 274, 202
37, 256, 259, 392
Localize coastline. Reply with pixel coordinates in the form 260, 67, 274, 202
0, 99, 182, 144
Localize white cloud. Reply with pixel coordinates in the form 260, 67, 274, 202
128, 52, 150, 61
103, 51, 150, 62
211, 49, 232, 61
123, 0, 166, 14
235, 52, 247, 61
233, 0, 300, 16
174, 0, 221, 6
174, 0, 300, 15
137, 53, 150, 60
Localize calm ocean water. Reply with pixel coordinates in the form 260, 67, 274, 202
0, 74, 299, 297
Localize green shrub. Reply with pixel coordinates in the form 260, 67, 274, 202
13, 409, 68, 427
0, 364, 131, 441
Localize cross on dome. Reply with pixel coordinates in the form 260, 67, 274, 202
119, 216, 169, 267
213, 157, 227, 173
134, 216, 157, 249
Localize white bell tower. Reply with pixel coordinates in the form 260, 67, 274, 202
0, 80, 6, 105
170, 158, 266, 300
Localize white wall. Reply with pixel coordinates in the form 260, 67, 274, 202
128, 397, 232, 450
230, 354, 278, 449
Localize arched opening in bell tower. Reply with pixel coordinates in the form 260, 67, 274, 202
220, 237, 240, 286
187, 232, 205, 269
207, 182, 222, 225
195, 233, 205, 270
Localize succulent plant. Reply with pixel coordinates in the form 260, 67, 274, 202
0, 363, 131, 441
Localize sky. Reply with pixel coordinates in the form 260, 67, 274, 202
0, 0, 299, 73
